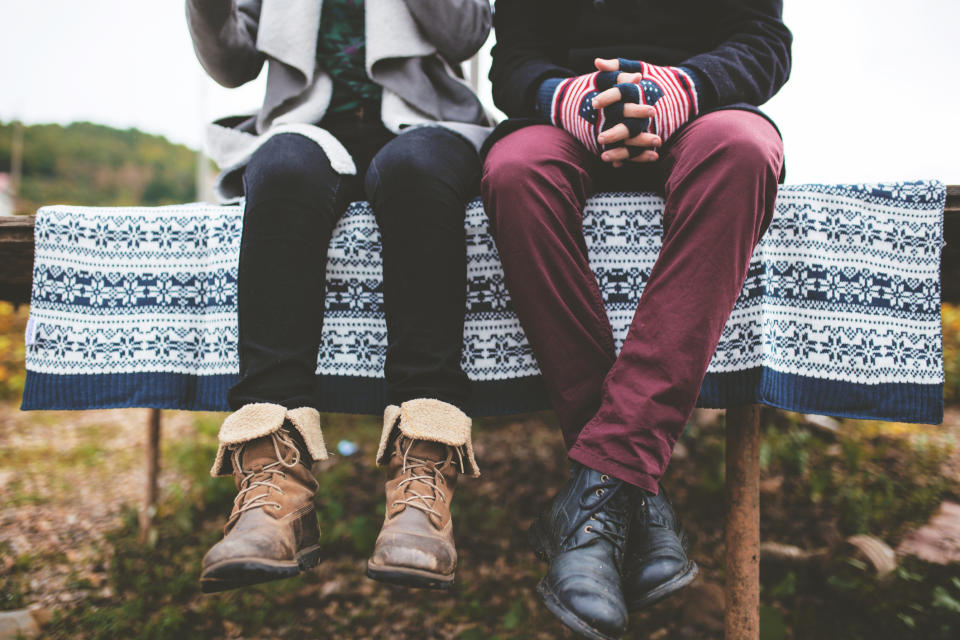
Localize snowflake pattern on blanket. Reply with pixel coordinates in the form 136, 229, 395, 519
22, 182, 945, 422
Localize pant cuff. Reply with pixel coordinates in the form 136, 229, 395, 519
567, 445, 660, 494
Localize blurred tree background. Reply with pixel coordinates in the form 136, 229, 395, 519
0, 122, 958, 639
0, 121, 196, 214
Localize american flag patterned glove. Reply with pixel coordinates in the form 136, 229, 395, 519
615, 59, 700, 145
536, 71, 623, 155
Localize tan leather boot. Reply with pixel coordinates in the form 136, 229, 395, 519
200, 404, 328, 594
366, 399, 480, 590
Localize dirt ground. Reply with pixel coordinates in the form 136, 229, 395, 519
2, 404, 959, 639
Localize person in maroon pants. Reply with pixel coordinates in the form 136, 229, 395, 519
481, 1, 791, 638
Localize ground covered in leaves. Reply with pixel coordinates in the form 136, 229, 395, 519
2, 404, 960, 639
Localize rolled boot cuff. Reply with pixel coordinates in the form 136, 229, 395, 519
210, 403, 329, 477
377, 398, 480, 477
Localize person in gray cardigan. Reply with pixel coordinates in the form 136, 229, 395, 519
186, 0, 492, 593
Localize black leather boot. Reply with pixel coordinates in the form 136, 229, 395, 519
529, 462, 635, 640
623, 484, 698, 611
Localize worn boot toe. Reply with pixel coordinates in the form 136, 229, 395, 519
369, 515, 457, 576
623, 486, 698, 611
546, 571, 629, 639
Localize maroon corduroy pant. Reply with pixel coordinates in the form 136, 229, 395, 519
481, 110, 784, 493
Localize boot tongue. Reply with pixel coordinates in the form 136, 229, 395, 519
390, 437, 456, 527
239, 435, 285, 470
406, 438, 449, 462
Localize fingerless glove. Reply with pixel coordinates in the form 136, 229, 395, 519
536, 71, 622, 154
536, 60, 701, 154
615, 59, 700, 144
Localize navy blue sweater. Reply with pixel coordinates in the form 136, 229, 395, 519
490, 0, 792, 119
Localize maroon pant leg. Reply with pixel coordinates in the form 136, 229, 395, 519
482, 112, 784, 493
481, 125, 616, 439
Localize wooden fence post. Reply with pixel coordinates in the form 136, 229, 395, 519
724, 404, 761, 640
138, 408, 162, 543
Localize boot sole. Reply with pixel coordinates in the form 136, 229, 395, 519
626, 561, 699, 611
365, 560, 455, 591
537, 579, 622, 640
200, 545, 323, 594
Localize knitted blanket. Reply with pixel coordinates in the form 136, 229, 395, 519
21, 182, 946, 423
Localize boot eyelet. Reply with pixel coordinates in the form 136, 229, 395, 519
274, 505, 281, 510
584, 526, 593, 533
600, 474, 609, 482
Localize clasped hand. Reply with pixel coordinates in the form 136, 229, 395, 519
544, 58, 699, 168
592, 58, 661, 167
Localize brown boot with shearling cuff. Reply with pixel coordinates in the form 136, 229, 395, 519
200, 403, 328, 594
366, 399, 479, 590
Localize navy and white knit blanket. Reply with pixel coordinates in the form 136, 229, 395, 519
21, 182, 945, 423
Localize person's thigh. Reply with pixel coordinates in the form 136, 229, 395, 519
482, 125, 600, 236
658, 110, 784, 234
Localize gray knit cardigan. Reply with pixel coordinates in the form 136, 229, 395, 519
186, 0, 493, 201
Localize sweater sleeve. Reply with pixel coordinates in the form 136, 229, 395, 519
489, 0, 577, 118
403, 0, 492, 64
679, 0, 792, 109
185, 0, 265, 89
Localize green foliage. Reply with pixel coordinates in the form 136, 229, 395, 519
943, 304, 960, 403
758, 416, 952, 540
774, 558, 960, 639
0, 302, 28, 399
0, 120, 197, 215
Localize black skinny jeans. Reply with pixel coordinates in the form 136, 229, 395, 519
226, 121, 480, 413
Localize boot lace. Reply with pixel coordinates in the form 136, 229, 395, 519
565, 474, 631, 559
226, 430, 301, 529
392, 438, 463, 519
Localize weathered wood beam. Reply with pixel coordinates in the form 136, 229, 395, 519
0, 215, 34, 304
942, 186, 960, 301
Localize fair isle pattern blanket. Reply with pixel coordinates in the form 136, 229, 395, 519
21, 182, 945, 423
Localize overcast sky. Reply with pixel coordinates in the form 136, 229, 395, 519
1, 0, 958, 185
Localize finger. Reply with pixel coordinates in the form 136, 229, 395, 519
594, 57, 620, 72
617, 58, 645, 74
598, 119, 657, 145
625, 131, 662, 148
594, 70, 621, 91
592, 82, 640, 110
600, 146, 630, 163
601, 145, 660, 163
629, 150, 660, 163
616, 72, 642, 85
623, 103, 656, 119
592, 87, 623, 110
597, 122, 631, 145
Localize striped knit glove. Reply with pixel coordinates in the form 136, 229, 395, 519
614, 59, 700, 145
536, 71, 625, 155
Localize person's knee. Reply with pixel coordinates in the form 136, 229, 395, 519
365, 127, 476, 205
245, 133, 334, 201
482, 133, 543, 200
703, 112, 783, 180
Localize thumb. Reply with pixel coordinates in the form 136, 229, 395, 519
594, 58, 620, 72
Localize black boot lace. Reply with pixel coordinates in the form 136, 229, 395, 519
564, 474, 633, 563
